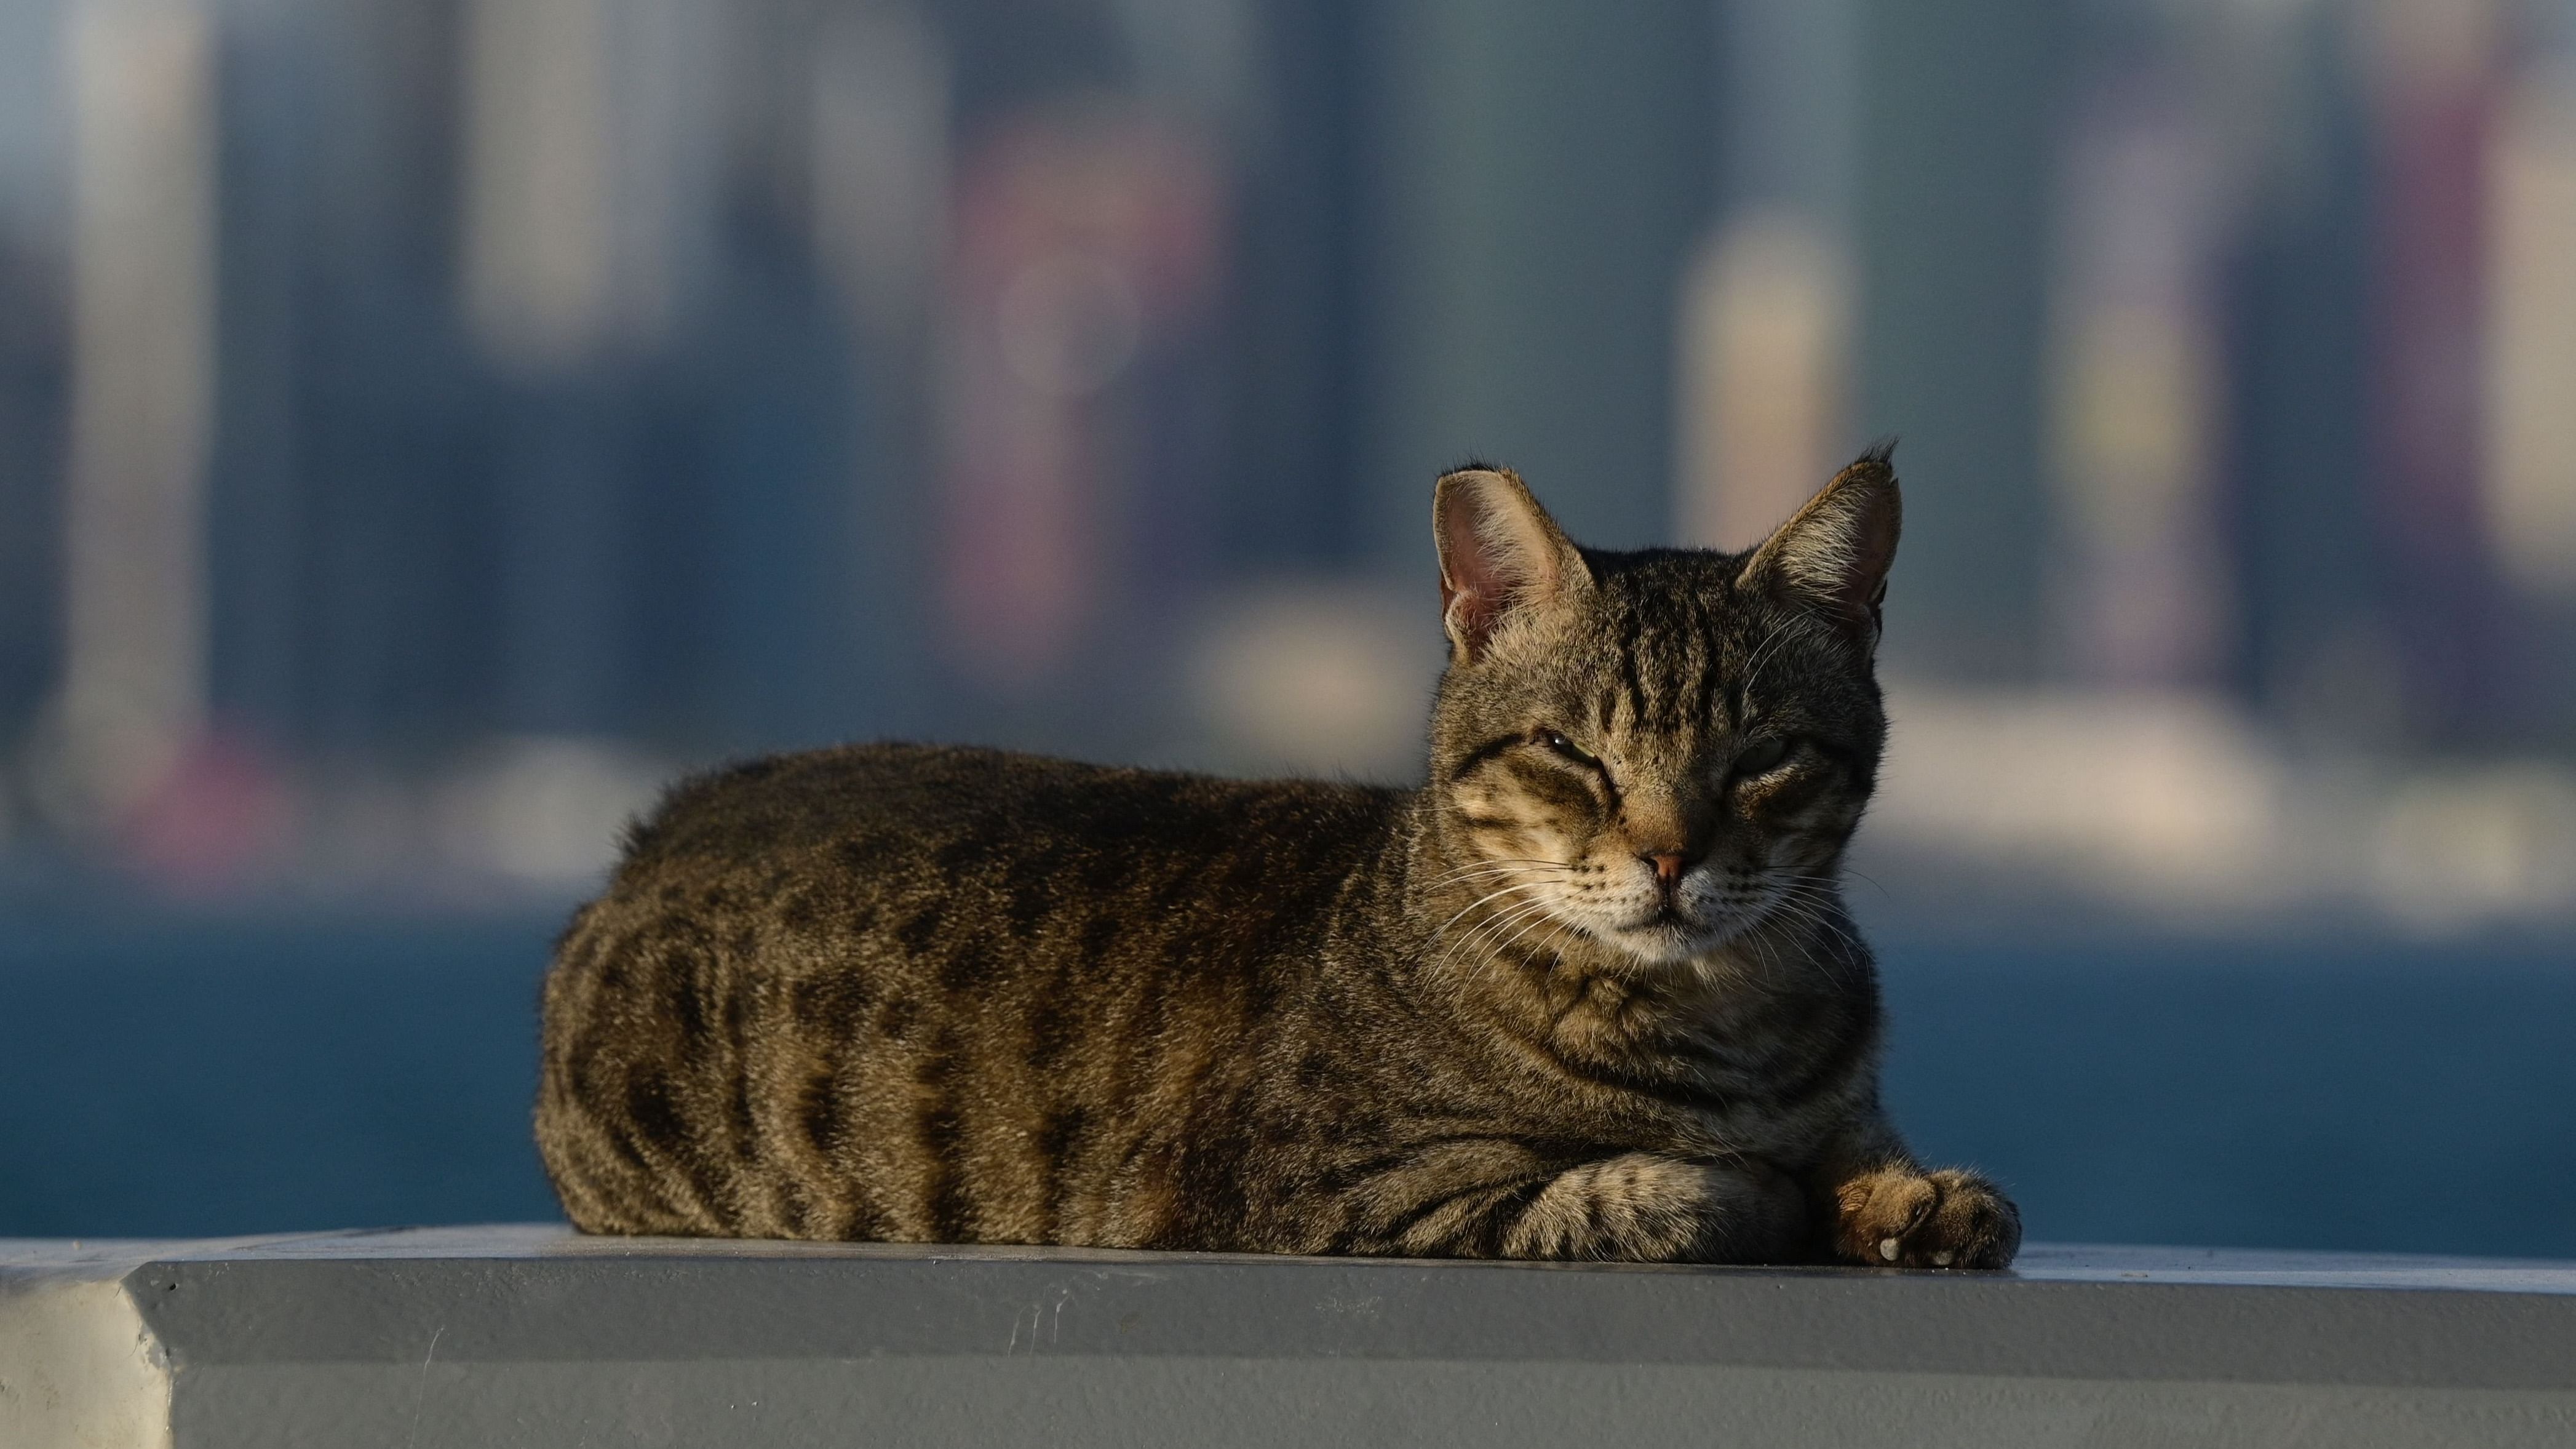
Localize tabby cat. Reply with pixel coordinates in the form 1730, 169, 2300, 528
536, 448, 2019, 1268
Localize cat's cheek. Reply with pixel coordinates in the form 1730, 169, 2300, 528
1757, 822, 1848, 877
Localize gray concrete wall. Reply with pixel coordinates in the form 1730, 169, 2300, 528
6, 1227, 2574, 1448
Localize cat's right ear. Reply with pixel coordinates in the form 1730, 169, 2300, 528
1434, 465, 1592, 663
1736, 445, 1901, 646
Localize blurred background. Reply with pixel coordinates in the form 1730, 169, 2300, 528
0, 0, 2570, 1255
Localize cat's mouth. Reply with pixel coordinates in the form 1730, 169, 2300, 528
1615, 890, 1794, 963
1615, 904, 1716, 958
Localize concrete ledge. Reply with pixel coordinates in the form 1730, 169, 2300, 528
6, 1227, 2574, 1448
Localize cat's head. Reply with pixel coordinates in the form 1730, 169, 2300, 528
1423, 449, 1899, 968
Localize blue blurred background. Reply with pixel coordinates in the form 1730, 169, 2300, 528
0, 0, 2569, 1254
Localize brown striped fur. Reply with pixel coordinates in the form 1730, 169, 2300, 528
536, 448, 2019, 1267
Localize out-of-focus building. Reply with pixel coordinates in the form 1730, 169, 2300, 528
0, 0, 2565, 929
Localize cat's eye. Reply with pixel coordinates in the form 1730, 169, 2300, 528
1536, 728, 1596, 766
1732, 738, 1792, 778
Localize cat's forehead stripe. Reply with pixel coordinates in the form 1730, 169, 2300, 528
1597, 578, 1730, 737
1693, 594, 1727, 734
1611, 602, 1647, 735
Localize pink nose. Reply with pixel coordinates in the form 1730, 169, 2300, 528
1643, 852, 1688, 888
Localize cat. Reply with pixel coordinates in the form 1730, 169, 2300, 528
535, 447, 2020, 1268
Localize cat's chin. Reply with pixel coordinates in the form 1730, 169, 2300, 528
1607, 917, 1731, 968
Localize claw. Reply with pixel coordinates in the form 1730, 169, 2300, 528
1931, 1250, 1955, 1267
1878, 1237, 1899, 1262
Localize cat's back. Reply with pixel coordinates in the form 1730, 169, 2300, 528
537, 742, 1412, 1242
611, 741, 1402, 901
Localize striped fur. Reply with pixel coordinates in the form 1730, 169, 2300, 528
536, 449, 2019, 1267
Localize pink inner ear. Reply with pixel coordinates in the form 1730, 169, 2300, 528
1437, 570, 1483, 644
1440, 496, 1499, 596
1439, 484, 1525, 649
1437, 470, 1580, 655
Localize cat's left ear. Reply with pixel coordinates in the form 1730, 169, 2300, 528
1736, 445, 1902, 645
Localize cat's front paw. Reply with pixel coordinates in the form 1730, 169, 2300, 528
1833, 1167, 2019, 1269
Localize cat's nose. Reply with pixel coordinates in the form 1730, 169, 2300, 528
1642, 852, 1690, 888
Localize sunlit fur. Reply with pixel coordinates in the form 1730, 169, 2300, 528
538, 447, 2019, 1270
